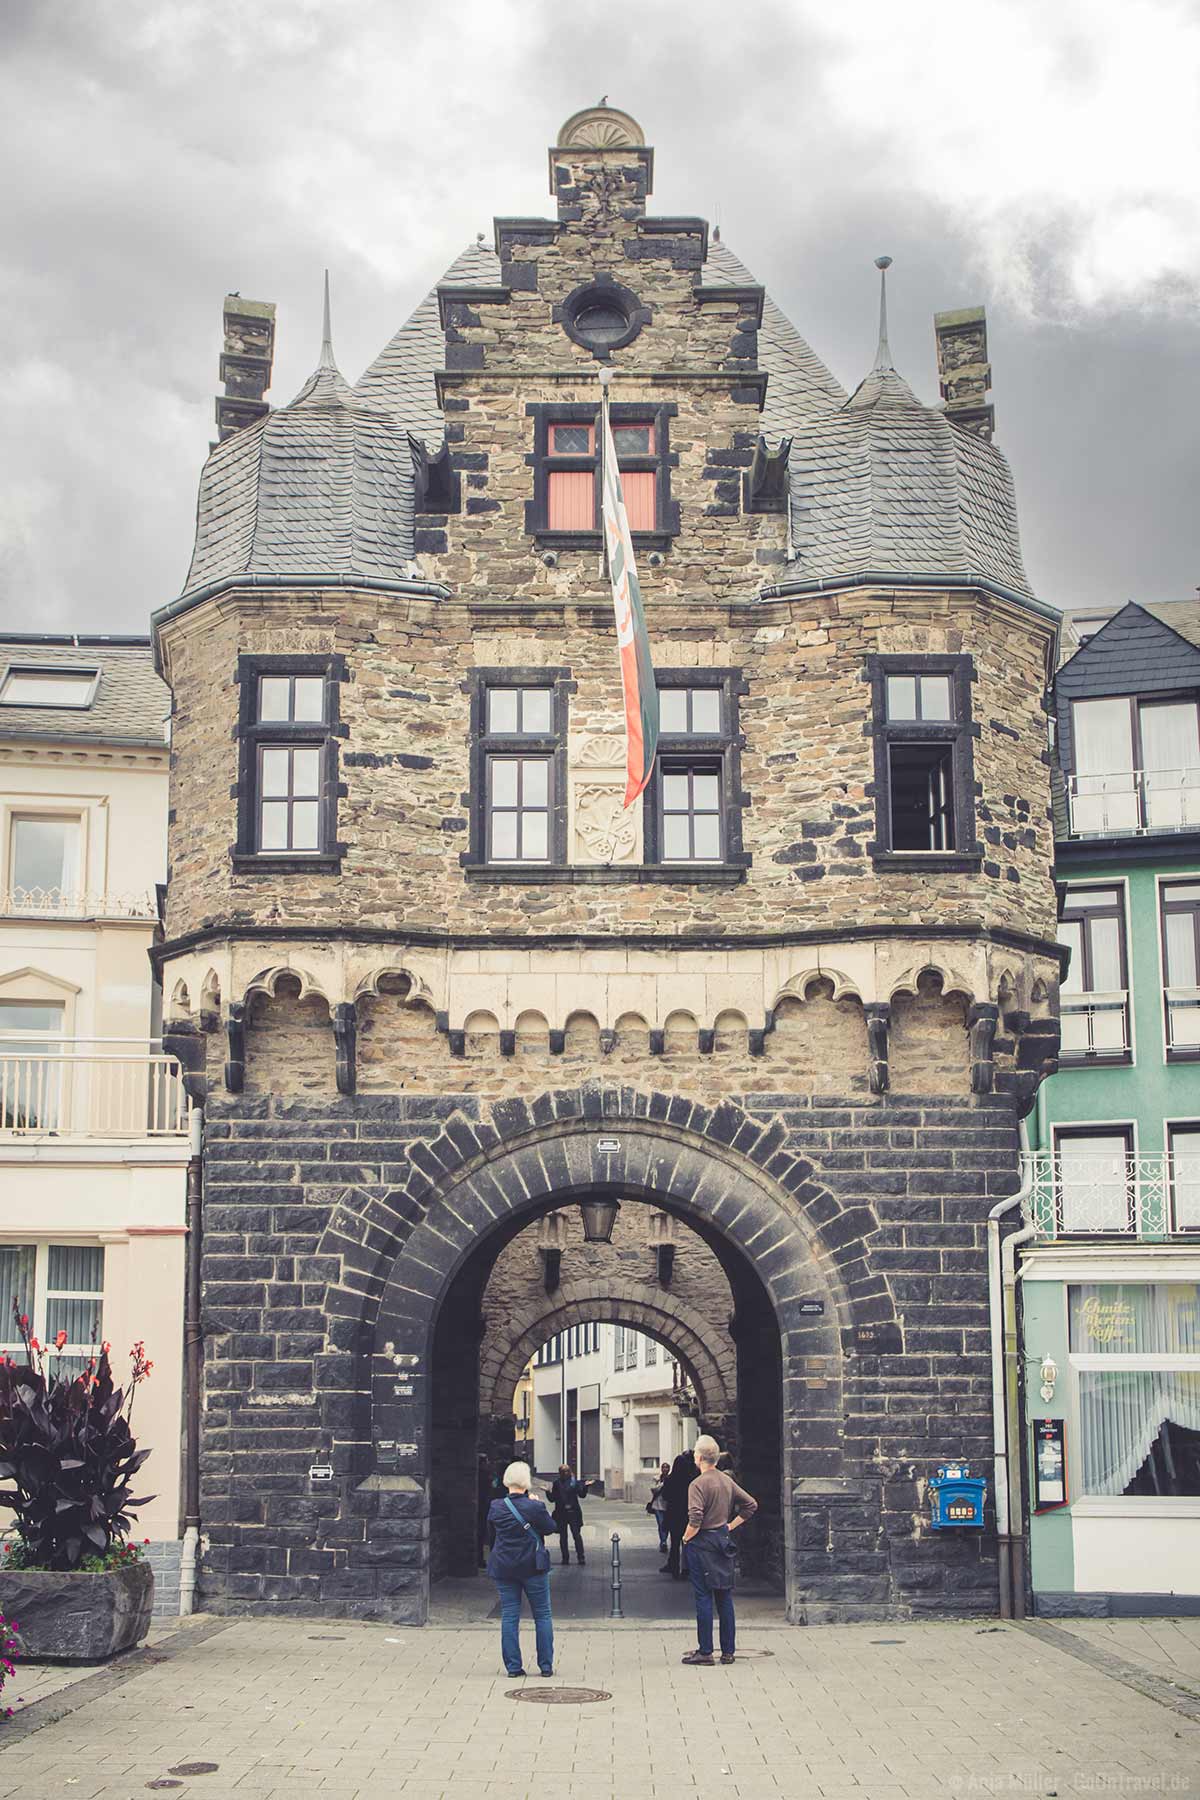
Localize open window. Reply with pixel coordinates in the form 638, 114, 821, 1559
867, 656, 978, 867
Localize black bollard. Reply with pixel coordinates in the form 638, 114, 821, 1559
610, 1531, 623, 1619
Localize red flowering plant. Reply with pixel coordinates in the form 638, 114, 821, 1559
0, 1610, 18, 1718
0, 1305, 155, 1573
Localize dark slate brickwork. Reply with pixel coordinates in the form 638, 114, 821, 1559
198, 1087, 1019, 1623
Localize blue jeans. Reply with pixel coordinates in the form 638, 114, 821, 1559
686, 1545, 735, 1656
496, 1572, 553, 1674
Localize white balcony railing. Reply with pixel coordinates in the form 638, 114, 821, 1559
0, 886, 158, 921
1067, 768, 1200, 837
1059, 992, 1129, 1060
1166, 986, 1200, 1054
1023, 1152, 1199, 1239
0, 1039, 186, 1139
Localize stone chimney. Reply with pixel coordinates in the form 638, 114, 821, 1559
933, 305, 994, 441
215, 295, 276, 442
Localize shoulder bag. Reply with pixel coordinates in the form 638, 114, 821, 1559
504, 1496, 552, 1574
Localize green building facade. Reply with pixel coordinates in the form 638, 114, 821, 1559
1023, 600, 1200, 1615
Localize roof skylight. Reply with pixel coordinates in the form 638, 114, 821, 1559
0, 666, 101, 709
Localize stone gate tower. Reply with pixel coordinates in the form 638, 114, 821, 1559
154, 105, 1062, 1622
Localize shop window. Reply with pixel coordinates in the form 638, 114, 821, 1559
1069, 1282, 1200, 1497
0, 1243, 104, 1379
8, 815, 82, 911
465, 669, 570, 870
1058, 885, 1130, 1062
1170, 1126, 1200, 1232
866, 655, 978, 866
1162, 881, 1200, 1058
234, 656, 345, 872
644, 671, 748, 868
526, 404, 679, 543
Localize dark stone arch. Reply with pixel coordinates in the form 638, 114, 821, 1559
482, 1286, 736, 1423
356, 1088, 876, 1621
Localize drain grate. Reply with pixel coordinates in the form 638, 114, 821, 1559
308, 1634, 345, 1640
146, 1785, 184, 1793
167, 1764, 220, 1777
870, 1638, 906, 1645
508, 1686, 611, 1704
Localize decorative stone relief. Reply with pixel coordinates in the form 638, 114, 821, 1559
573, 782, 639, 864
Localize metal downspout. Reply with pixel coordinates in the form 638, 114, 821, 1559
180, 1102, 203, 1615
988, 1119, 1035, 1619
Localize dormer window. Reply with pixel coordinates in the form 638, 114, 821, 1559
526, 403, 679, 545
1069, 695, 1200, 836
0, 666, 99, 709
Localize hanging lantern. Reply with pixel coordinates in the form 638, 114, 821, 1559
579, 1196, 621, 1243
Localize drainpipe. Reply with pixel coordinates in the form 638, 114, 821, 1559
180, 1101, 203, 1615
988, 1119, 1036, 1619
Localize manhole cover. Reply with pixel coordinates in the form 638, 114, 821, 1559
731, 1648, 774, 1659
147, 1786, 183, 1793
307, 1634, 345, 1640
508, 1686, 611, 1704
167, 1765, 220, 1777
870, 1638, 906, 1645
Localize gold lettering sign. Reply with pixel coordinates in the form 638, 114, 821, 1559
1080, 1295, 1135, 1345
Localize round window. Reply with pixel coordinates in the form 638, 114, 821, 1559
560, 281, 645, 355
572, 303, 629, 346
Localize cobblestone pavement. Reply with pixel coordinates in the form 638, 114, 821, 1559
2, 1612, 1200, 1799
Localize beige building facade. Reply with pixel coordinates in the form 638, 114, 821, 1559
0, 636, 187, 1609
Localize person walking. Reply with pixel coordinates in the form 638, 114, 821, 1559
661, 1448, 695, 1577
545, 1464, 595, 1565
679, 1434, 757, 1667
486, 1460, 556, 1677
647, 1460, 671, 1554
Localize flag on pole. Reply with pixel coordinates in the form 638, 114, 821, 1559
599, 372, 659, 806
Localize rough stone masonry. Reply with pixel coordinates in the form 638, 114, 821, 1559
154, 103, 1064, 1623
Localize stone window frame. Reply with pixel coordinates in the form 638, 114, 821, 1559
556, 276, 651, 359
524, 400, 680, 550
865, 653, 982, 873
643, 668, 752, 870
231, 653, 348, 875
461, 666, 572, 872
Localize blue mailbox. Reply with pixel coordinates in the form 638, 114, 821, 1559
928, 1463, 986, 1530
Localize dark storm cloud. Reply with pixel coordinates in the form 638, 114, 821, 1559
1, 0, 1196, 633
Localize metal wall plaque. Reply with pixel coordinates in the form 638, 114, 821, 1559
799, 1299, 825, 1315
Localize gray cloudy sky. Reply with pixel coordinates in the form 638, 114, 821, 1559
1, 0, 1197, 635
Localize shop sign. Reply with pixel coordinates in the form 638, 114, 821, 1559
1078, 1295, 1135, 1345
1033, 1416, 1068, 1509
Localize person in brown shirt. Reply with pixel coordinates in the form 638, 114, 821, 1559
680, 1435, 757, 1666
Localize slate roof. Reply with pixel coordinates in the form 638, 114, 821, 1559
0, 637, 169, 746
787, 361, 1033, 599
181, 339, 417, 600
176, 234, 1032, 607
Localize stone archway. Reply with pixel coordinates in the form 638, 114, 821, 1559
481, 1285, 736, 1425
354, 1091, 871, 1622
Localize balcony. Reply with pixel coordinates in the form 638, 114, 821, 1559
1059, 992, 1130, 1063
1066, 768, 1200, 838
1023, 1152, 1198, 1239
0, 886, 158, 922
0, 1039, 187, 1140
1166, 986, 1200, 1056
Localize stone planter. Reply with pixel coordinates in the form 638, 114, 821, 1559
0, 1561, 154, 1662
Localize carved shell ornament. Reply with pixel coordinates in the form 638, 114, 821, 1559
575, 784, 638, 863
575, 733, 627, 766
557, 106, 645, 149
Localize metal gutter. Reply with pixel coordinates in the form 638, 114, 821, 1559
987, 1120, 1035, 1620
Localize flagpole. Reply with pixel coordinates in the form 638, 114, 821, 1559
598, 366, 612, 580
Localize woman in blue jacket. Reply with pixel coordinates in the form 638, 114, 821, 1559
486, 1460, 556, 1677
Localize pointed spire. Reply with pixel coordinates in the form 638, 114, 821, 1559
319, 269, 336, 370
873, 255, 894, 372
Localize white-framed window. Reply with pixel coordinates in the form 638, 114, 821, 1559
0, 1000, 66, 1130
1069, 1281, 1200, 1497
645, 1337, 657, 1365
637, 1413, 660, 1468
8, 814, 82, 910
0, 1243, 105, 1378
1169, 1125, 1200, 1232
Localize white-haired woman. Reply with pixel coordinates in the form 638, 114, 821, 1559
485, 1460, 556, 1677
